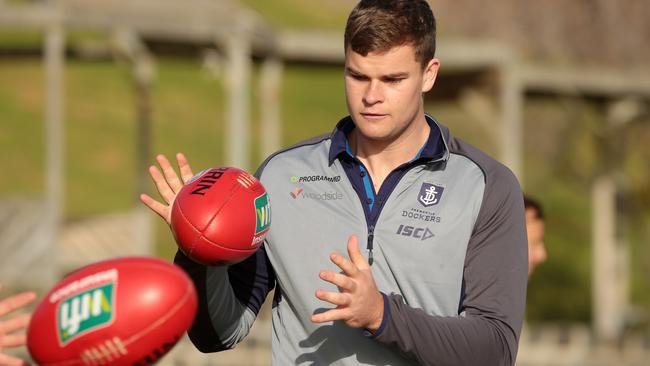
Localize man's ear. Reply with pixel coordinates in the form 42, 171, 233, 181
422, 58, 440, 93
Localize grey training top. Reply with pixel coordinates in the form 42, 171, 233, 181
174, 116, 528, 365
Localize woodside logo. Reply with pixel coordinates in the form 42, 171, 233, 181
289, 188, 342, 200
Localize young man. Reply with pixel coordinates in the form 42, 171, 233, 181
524, 196, 547, 276
141, 1, 528, 364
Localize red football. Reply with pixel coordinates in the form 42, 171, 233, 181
27, 257, 198, 366
170, 167, 271, 265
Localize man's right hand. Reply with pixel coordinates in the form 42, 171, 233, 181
139, 153, 195, 225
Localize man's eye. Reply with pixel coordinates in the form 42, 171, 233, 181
385, 78, 404, 84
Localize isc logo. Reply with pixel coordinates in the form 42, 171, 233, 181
396, 225, 434, 241
57, 283, 115, 345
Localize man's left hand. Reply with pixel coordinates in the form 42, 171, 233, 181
311, 235, 384, 332
0, 284, 36, 366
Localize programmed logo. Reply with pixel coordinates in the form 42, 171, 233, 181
418, 183, 444, 207
57, 282, 115, 345
290, 175, 341, 183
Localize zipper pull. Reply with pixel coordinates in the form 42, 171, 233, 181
367, 225, 375, 266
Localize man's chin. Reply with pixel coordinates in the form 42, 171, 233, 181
357, 131, 399, 145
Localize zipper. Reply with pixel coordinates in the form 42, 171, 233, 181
367, 225, 375, 266
341, 116, 448, 267
347, 155, 446, 266
361, 163, 426, 266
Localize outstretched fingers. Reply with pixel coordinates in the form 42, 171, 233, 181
329, 251, 359, 278
319, 271, 355, 292
310, 307, 347, 324
156, 154, 185, 195
0, 292, 34, 364
0, 292, 36, 318
0, 352, 30, 366
314, 289, 350, 307
0, 314, 31, 336
139, 193, 169, 222
148, 164, 176, 205
176, 153, 194, 183
0, 333, 27, 349
142, 153, 194, 225
346, 235, 369, 270
311, 234, 383, 330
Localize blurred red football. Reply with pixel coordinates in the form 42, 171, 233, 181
27, 257, 197, 366
170, 167, 271, 265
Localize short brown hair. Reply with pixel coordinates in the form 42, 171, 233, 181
344, 0, 437, 68
524, 195, 545, 220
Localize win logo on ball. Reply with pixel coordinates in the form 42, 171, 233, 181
58, 282, 115, 345
27, 257, 198, 366
171, 167, 272, 265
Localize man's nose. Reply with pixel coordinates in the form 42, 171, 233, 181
363, 81, 383, 105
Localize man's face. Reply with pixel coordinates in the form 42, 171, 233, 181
525, 208, 547, 276
344, 44, 439, 143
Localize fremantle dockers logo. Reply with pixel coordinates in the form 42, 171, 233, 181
418, 183, 444, 207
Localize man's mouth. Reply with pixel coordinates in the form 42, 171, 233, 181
360, 113, 388, 120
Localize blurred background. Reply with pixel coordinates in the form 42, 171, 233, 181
1, 0, 649, 365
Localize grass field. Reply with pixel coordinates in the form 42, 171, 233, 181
240, 0, 351, 30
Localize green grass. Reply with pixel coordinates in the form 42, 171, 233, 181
280, 64, 347, 141
525, 180, 594, 323
0, 59, 45, 194
240, 0, 351, 30
0, 30, 42, 49
0, 29, 110, 51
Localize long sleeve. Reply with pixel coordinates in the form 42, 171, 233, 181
373, 164, 528, 366
174, 245, 276, 352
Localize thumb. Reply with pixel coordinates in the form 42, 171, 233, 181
347, 235, 369, 270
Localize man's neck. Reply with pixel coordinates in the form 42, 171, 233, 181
349, 115, 430, 192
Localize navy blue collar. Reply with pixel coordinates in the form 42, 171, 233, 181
328, 115, 446, 165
